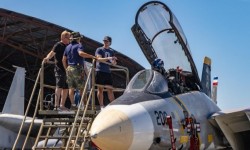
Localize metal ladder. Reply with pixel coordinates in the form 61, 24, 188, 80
33, 64, 96, 150
32, 112, 95, 150
12, 59, 129, 150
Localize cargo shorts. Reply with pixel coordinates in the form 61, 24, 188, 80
66, 66, 85, 90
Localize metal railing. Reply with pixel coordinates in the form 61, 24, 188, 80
12, 68, 42, 150
66, 59, 130, 149
12, 58, 129, 150
65, 65, 93, 150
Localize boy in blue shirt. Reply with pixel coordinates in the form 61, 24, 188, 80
95, 36, 117, 110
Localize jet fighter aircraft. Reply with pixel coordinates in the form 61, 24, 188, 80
90, 1, 250, 150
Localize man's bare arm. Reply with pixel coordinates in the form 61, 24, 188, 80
96, 55, 117, 64
43, 50, 55, 63
62, 56, 68, 71
78, 51, 96, 59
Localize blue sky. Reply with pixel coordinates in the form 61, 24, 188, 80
1, 0, 250, 110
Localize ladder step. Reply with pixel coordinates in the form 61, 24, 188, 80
42, 124, 87, 128
33, 147, 81, 150
39, 136, 83, 139
43, 117, 92, 123
38, 110, 96, 116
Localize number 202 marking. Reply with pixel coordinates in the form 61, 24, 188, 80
154, 111, 168, 126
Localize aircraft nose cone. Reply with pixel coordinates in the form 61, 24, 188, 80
90, 108, 133, 150
90, 104, 154, 150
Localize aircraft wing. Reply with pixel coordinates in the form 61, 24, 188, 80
209, 108, 250, 149
0, 114, 43, 137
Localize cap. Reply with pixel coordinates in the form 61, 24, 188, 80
71, 32, 81, 39
103, 36, 112, 43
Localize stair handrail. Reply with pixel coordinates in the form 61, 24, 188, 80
97, 60, 129, 85
12, 66, 42, 150
73, 88, 94, 150
65, 63, 94, 150
33, 121, 45, 148
22, 88, 42, 149
66, 58, 130, 150
15, 58, 130, 149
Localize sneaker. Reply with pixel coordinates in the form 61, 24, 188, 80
53, 106, 60, 111
59, 106, 69, 111
71, 104, 78, 110
78, 103, 85, 110
96, 106, 104, 114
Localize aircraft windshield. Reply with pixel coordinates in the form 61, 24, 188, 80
126, 70, 168, 94
131, 70, 152, 90
147, 71, 168, 93
133, 2, 193, 72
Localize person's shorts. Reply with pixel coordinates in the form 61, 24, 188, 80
55, 74, 68, 89
95, 71, 113, 86
54, 69, 68, 89
66, 66, 85, 90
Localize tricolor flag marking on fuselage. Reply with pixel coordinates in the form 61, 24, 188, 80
213, 77, 218, 86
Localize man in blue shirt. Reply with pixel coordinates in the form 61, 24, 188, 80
95, 36, 117, 110
62, 32, 96, 110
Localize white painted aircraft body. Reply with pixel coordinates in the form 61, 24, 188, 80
90, 1, 250, 150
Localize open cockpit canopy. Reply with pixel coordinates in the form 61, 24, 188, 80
132, 1, 201, 88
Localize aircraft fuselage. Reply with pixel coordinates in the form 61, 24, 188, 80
91, 89, 226, 150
